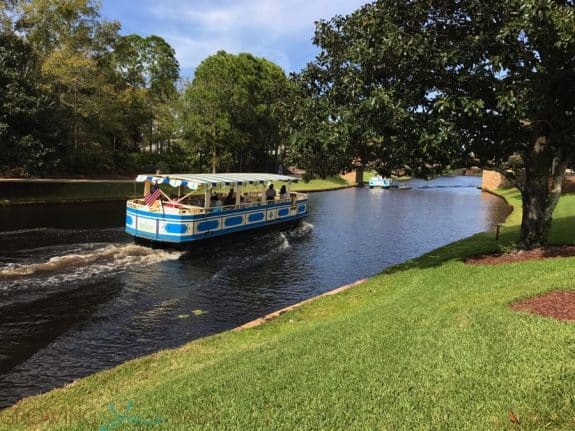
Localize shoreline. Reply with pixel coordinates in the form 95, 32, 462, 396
0, 178, 356, 207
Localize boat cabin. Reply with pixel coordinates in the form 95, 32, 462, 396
368, 176, 399, 189
125, 173, 308, 243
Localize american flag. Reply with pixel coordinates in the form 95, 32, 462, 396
144, 187, 162, 206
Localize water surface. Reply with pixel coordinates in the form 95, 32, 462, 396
0, 176, 509, 408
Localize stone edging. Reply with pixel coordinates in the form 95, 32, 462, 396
234, 278, 368, 331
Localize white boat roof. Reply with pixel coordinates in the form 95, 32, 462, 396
135, 173, 299, 190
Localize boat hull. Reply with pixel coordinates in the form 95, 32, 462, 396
368, 178, 398, 189
125, 200, 308, 243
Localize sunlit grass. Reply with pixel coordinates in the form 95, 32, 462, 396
2, 189, 575, 430
289, 175, 351, 191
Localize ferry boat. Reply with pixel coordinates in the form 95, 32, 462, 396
125, 173, 308, 243
368, 175, 399, 189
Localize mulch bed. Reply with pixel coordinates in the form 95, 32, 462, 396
464, 245, 575, 265
466, 246, 575, 321
511, 291, 575, 321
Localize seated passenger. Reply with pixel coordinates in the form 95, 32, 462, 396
223, 188, 235, 206
265, 184, 276, 202
213, 198, 223, 212
279, 185, 288, 199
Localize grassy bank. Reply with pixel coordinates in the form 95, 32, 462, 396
2, 189, 575, 430
0, 175, 352, 205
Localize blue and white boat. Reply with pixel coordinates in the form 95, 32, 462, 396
368, 175, 399, 189
125, 173, 308, 243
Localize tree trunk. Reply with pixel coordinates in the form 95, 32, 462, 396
518, 137, 569, 249
520, 176, 552, 249
355, 165, 364, 186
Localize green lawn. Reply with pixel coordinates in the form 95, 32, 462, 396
289, 175, 351, 191
2, 189, 575, 430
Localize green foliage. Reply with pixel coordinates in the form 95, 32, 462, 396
179, 51, 290, 173
15, 0, 119, 60
0, 0, 182, 176
0, 32, 61, 174
111, 34, 179, 101
293, 0, 575, 247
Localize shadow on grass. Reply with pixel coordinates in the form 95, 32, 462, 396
382, 225, 520, 275
384, 214, 575, 275
548, 215, 575, 245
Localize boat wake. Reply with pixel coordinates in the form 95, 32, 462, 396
204, 224, 315, 282
0, 244, 183, 291
288, 221, 314, 239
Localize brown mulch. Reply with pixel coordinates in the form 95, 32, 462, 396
464, 245, 575, 265
511, 291, 575, 321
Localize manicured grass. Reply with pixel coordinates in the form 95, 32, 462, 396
289, 175, 351, 191
2, 190, 575, 430
363, 169, 378, 180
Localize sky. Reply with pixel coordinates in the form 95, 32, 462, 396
100, 0, 368, 80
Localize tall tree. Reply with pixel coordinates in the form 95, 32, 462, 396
0, 32, 60, 173
112, 34, 179, 101
293, 0, 575, 248
15, 0, 118, 60
111, 34, 180, 152
180, 51, 290, 173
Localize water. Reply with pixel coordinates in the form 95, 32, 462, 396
0, 176, 509, 408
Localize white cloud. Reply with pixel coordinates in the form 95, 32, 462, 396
142, 0, 367, 74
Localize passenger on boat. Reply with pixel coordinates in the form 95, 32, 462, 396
213, 198, 223, 212
279, 185, 288, 199
265, 184, 276, 202
210, 192, 219, 205
224, 188, 235, 206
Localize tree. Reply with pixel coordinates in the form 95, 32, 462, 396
110, 34, 180, 152
112, 34, 179, 101
180, 51, 290, 173
0, 32, 60, 173
293, 0, 575, 248
0, 0, 182, 174
14, 0, 119, 60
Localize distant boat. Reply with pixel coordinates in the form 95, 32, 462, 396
126, 173, 308, 243
368, 175, 399, 189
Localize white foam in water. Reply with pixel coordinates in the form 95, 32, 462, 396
0, 244, 183, 289
289, 221, 314, 238
277, 232, 291, 251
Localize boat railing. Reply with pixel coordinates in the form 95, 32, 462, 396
128, 192, 307, 216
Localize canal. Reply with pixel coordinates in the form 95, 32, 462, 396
0, 176, 509, 408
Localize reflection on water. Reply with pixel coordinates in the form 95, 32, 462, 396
0, 176, 509, 408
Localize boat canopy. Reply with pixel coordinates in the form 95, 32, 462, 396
135, 173, 299, 190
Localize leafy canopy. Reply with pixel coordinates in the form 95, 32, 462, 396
292, 0, 575, 179
180, 51, 290, 173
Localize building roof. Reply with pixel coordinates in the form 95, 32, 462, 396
135, 173, 299, 190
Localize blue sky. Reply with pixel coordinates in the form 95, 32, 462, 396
100, 0, 367, 80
